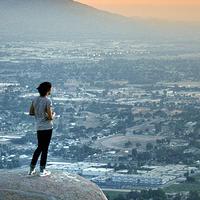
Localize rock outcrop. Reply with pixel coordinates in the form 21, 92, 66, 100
0, 169, 108, 200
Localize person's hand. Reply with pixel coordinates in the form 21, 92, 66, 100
52, 112, 56, 119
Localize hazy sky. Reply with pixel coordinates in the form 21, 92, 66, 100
77, 0, 200, 22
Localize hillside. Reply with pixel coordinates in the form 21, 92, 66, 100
0, 0, 199, 41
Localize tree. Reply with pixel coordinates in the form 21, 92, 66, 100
141, 190, 150, 199
136, 142, 141, 148
127, 191, 140, 199
151, 189, 167, 200
131, 148, 137, 159
155, 123, 162, 133
174, 194, 182, 200
186, 176, 196, 183
187, 191, 200, 200
114, 194, 126, 200
146, 143, 154, 151
124, 141, 132, 148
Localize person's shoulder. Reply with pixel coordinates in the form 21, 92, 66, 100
32, 96, 40, 103
45, 96, 52, 102
45, 96, 52, 106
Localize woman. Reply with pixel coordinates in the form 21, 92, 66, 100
29, 82, 55, 176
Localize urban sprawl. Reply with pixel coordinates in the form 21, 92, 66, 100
0, 41, 200, 198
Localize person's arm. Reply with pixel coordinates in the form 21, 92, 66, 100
46, 106, 54, 120
46, 99, 55, 120
29, 102, 35, 116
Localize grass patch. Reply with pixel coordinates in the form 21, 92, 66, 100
103, 190, 128, 200
164, 174, 200, 193
164, 183, 200, 193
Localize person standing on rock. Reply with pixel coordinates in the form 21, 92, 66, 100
29, 82, 55, 176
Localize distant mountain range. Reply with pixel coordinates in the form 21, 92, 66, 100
0, 0, 199, 41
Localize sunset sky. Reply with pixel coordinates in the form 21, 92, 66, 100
77, 0, 200, 22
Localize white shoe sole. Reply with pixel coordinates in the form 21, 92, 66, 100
28, 171, 37, 176
40, 171, 51, 177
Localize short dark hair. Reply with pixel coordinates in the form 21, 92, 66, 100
37, 82, 52, 97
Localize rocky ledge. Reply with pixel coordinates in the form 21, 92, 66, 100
0, 169, 108, 200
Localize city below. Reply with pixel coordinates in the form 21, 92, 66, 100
0, 40, 200, 199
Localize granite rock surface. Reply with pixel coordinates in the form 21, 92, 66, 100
0, 169, 108, 200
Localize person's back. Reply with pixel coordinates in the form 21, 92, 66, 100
33, 96, 53, 131
29, 82, 55, 177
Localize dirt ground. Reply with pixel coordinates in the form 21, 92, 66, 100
94, 134, 164, 151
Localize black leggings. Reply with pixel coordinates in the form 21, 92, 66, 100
31, 129, 52, 168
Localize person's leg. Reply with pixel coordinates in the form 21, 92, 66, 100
29, 131, 43, 172
40, 129, 52, 171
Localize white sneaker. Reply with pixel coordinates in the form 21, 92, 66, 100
28, 168, 36, 176
40, 169, 51, 177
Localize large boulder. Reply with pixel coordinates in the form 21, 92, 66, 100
0, 169, 108, 200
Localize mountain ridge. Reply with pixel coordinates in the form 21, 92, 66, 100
0, 0, 199, 41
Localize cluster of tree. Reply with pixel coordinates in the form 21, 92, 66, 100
129, 141, 199, 166
68, 144, 102, 161
109, 189, 167, 200
187, 191, 200, 200
107, 190, 200, 200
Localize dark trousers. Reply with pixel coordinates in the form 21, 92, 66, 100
31, 129, 52, 169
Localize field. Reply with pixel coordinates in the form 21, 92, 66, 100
103, 190, 129, 200
164, 174, 200, 193
95, 134, 164, 151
